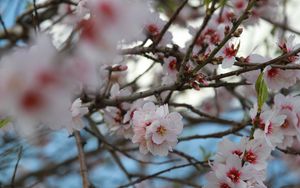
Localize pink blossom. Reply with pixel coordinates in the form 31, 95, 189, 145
142, 12, 173, 45
214, 155, 261, 187
215, 138, 245, 164
274, 94, 300, 136
250, 105, 286, 148
132, 102, 183, 156
218, 43, 239, 68
241, 138, 271, 170
162, 56, 178, 82
103, 84, 133, 139
205, 137, 270, 188
68, 98, 89, 133
264, 66, 297, 91
242, 54, 269, 84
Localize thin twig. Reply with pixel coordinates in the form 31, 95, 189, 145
121, 62, 156, 89
277, 147, 300, 156
119, 161, 208, 188
74, 130, 91, 188
208, 47, 300, 81
192, 0, 257, 74
33, 0, 40, 31
0, 14, 10, 39
179, 123, 249, 142
170, 102, 245, 126
10, 146, 23, 188
177, 0, 218, 82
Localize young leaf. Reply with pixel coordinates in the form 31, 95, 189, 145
255, 72, 268, 112
0, 118, 10, 129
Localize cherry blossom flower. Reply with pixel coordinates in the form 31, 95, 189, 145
123, 99, 145, 125
58, 0, 89, 24
263, 66, 297, 91
215, 138, 245, 164
142, 12, 173, 45
68, 98, 89, 133
274, 94, 300, 134
218, 43, 239, 68
215, 137, 271, 171
241, 138, 272, 170
251, 0, 279, 23
63, 55, 109, 94
241, 53, 298, 91
213, 155, 262, 187
75, 0, 153, 66
189, 23, 225, 54
231, 0, 247, 13
162, 56, 178, 82
211, 8, 235, 27
103, 84, 133, 139
250, 104, 286, 148
132, 102, 183, 156
204, 172, 233, 188
278, 35, 300, 63
242, 54, 269, 84
205, 136, 271, 188
103, 106, 133, 139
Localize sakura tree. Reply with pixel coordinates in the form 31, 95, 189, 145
0, 0, 300, 187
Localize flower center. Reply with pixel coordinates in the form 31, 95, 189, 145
21, 90, 44, 112
267, 68, 279, 78
235, 0, 245, 9
224, 45, 237, 57
114, 111, 122, 123
281, 104, 293, 111
220, 183, 231, 188
98, 2, 116, 21
79, 19, 96, 41
279, 42, 288, 53
156, 126, 167, 136
37, 71, 59, 87
147, 24, 160, 36
226, 168, 241, 183
243, 150, 257, 164
266, 124, 273, 134
168, 59, 177, 71
281, 119, 289, 129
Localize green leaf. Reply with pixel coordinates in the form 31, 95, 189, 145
0, 118, 10, 129
255, 73, 268, 112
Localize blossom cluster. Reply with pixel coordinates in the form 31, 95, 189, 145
205, 138, 271, 188
243, 35, 300, 91
184, 0, 279, 69
250, 93, 300, 149
104, 85, 184, 156
204, 92, 300, 187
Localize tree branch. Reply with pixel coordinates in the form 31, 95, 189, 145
74, 131, 92, 188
